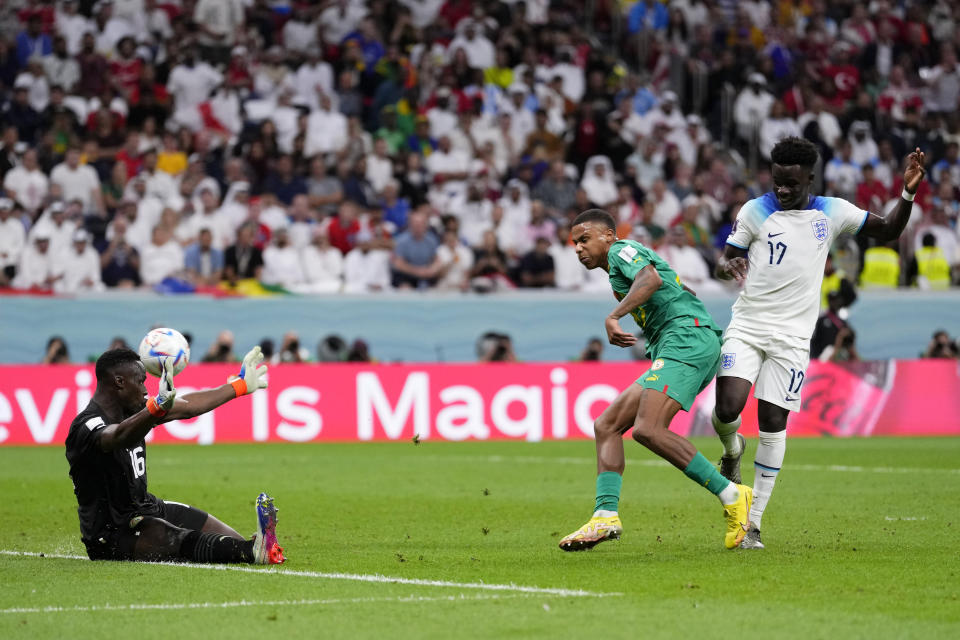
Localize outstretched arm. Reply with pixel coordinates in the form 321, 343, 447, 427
859, 148, 926, 242
162, 384, 237, 422
605, 264, 662, 347
97, 347, 269, 451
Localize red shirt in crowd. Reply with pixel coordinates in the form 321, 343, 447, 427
17, 7, 55, 33
439, 0, 473, 28
86, 109, 126, 134
110, 57, 144, 96
781, 85, 807, 117
856, 178, 890, 212
129, 83, 171, 106
890, 175, 932, 211
823, 63, 860, 102
877, 86, 923, 122
226, 60, 253, 91
327, 216, 361, 255
115, 149, 142, 178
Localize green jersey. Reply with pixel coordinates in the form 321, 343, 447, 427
606, 239, 718, 352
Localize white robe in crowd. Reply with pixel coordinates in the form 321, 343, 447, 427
759, 117, 801, 161
427, 106, 458, 140
55, 8, 94, 55
29, 218, 76, 255
365, 154, 394, 195
436, 243, 474, 290
426, 148, 472, 214
219, 182, 251, 230
343, 248, 392, 293
399, 0, 444, 28
549, 243, 587, 290
498, 179, 532, 234
658, 245, 726, 295
3, 165, 49, 213
295, 61, 336, 111
53, 245, 104, 293
304, 108, 348, 158
0, 215, 26, 271
140, 240, 184, 285
580, 156, 618, 208
288, 220, 314, 251
447, 34, 496, 69
294, 244, 344, 294
453, 197, 495, 248
849, 133, 880, 167
13, 245, 58, 289
177, 210, 234, 250
261, 245, 305, 288
733, 87, 775, 142
49, 162, 100, 212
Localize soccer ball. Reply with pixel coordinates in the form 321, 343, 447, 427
138, 328, 191, 377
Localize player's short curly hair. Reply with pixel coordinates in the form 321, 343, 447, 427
770, 136, 819, 169
573, 208, 617, 231
95, 348, 141, 383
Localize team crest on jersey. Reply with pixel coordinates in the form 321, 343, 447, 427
652, 359, 665, 370
812, 218, 829, 242
720, 353, 736, 369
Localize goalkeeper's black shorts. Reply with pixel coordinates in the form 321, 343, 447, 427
83, 500, 209, 561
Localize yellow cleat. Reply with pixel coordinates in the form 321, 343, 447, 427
558, 515, 623, 552
723, 484, 753, 549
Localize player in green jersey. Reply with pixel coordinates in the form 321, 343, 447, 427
558, 209, 752, 552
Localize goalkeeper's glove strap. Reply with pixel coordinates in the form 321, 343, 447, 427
146, 397, 167, 418
230, 378, 248, 397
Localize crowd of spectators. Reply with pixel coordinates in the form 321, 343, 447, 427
921, 328, 960, 357
2, 1, 960, 296
200, 328, 377, 363
41, 328, 377, 363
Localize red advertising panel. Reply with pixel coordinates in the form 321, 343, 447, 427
0, 361, 956, 446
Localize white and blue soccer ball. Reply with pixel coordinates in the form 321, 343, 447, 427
138, 328, 190, 377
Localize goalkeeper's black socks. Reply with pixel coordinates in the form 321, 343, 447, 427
180, 530, 255, 564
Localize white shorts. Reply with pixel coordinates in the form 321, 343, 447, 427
717, 327, 810, 412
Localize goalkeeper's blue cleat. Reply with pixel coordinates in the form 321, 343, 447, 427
252, 492, 285, 564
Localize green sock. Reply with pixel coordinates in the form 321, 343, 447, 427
683, 452, 731, 497
594, 471, 622, 513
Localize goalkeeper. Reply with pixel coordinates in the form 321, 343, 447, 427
65, 345, 286, 564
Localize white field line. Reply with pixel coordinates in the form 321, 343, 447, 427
421, 454, 960, 476
0, 593, 538, 615
0, 550, 620, 599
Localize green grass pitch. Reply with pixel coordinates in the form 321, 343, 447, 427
1, 438, 959, 639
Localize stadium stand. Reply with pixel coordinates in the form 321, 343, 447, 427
1, 0, 959, 299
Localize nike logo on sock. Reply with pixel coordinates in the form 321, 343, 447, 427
760, 473, 776, 478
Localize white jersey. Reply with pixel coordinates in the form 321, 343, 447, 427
726, 193, 867, 340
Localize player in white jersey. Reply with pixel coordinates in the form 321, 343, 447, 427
711, 137, 926, 548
